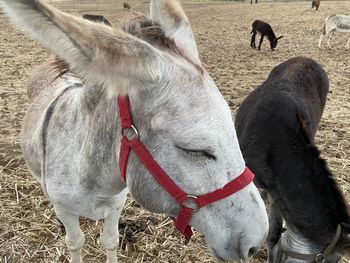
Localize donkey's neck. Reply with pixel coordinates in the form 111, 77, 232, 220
267, 32, 277, 42
271, 140, 350, 245
78, 80, 127, 194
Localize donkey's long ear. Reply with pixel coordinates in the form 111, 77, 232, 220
1, 0, 167, 95
297, 106, 314, 141
150, 0, 200, 65
277, 36, 284, 40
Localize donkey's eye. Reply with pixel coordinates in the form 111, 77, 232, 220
176, 146, 216, 161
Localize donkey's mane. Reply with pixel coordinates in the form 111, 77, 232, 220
50, 15, 203, 78
271, 129, 350, 243
305, 143, 350, 224
287, 139, 350, 243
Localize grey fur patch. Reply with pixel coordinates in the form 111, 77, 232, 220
338, 17, 350, 30
41, 83, 82, 195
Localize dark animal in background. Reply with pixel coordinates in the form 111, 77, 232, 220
235, 57, 350, 263
312, 0, 320, 11
123, 2, 131, 10
251, 0, 258, 4
250, 20, 283, 51
82, 14, 111, 26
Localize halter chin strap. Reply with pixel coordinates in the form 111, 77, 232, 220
276, 224, 342, 262
117, 96, 254, 241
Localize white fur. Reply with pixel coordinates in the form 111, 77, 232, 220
150, 0, 201, 64
319, 15, 350, 49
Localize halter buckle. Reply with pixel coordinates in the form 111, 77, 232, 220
183, 195, 199, 212
315, 253, 326, 262
122, 125, 139, 139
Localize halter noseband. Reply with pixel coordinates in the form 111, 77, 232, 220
275, 224, 342, 262
117, 96, 254, 241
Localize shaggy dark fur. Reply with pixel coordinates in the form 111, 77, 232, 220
235, 57, 350, 261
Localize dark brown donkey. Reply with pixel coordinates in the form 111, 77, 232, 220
123, 2, 131, 10
250, 20, 283, 51
235, 57, 350, 263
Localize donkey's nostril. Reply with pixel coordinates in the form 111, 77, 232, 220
248, 246, 259, 258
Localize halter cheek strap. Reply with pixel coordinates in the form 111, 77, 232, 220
117, 96, 254, 241
276, 224, 342, 262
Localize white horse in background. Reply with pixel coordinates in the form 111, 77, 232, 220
319, 14, 350, 49
0, 0, 268, 263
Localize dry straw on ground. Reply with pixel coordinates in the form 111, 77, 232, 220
0, 1, 349, 262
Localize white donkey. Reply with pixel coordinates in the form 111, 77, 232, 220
1, 0, 269, 262
319, 14, 350, 49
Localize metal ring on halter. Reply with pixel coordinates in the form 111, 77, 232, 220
315, 254, 326, 263
183, 195, 199, 212
122, 125, 139, 139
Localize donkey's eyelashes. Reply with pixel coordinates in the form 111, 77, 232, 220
175, 145, 217, 161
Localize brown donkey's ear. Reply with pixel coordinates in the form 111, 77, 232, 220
277, 36, 284, 40
1, 0, 168, 96
297, 107, 314, 141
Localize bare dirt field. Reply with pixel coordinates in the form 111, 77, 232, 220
0, 1, 349, 262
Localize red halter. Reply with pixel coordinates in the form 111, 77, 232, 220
117, 96, 254, 241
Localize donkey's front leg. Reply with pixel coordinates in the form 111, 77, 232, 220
258, 35, 264, 50
318, 33, 325, 48
345, 38, 350, 49
327, 32, 334, 48
55, 208, 85, 263
101, 193, 127, 263
251, 31, 257, 48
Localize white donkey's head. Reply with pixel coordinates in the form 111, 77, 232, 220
1, 0, 268, 261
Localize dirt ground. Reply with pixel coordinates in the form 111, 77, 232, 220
0, 1, 349, 262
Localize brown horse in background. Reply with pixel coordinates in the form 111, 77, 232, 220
312, 0, 320, 11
